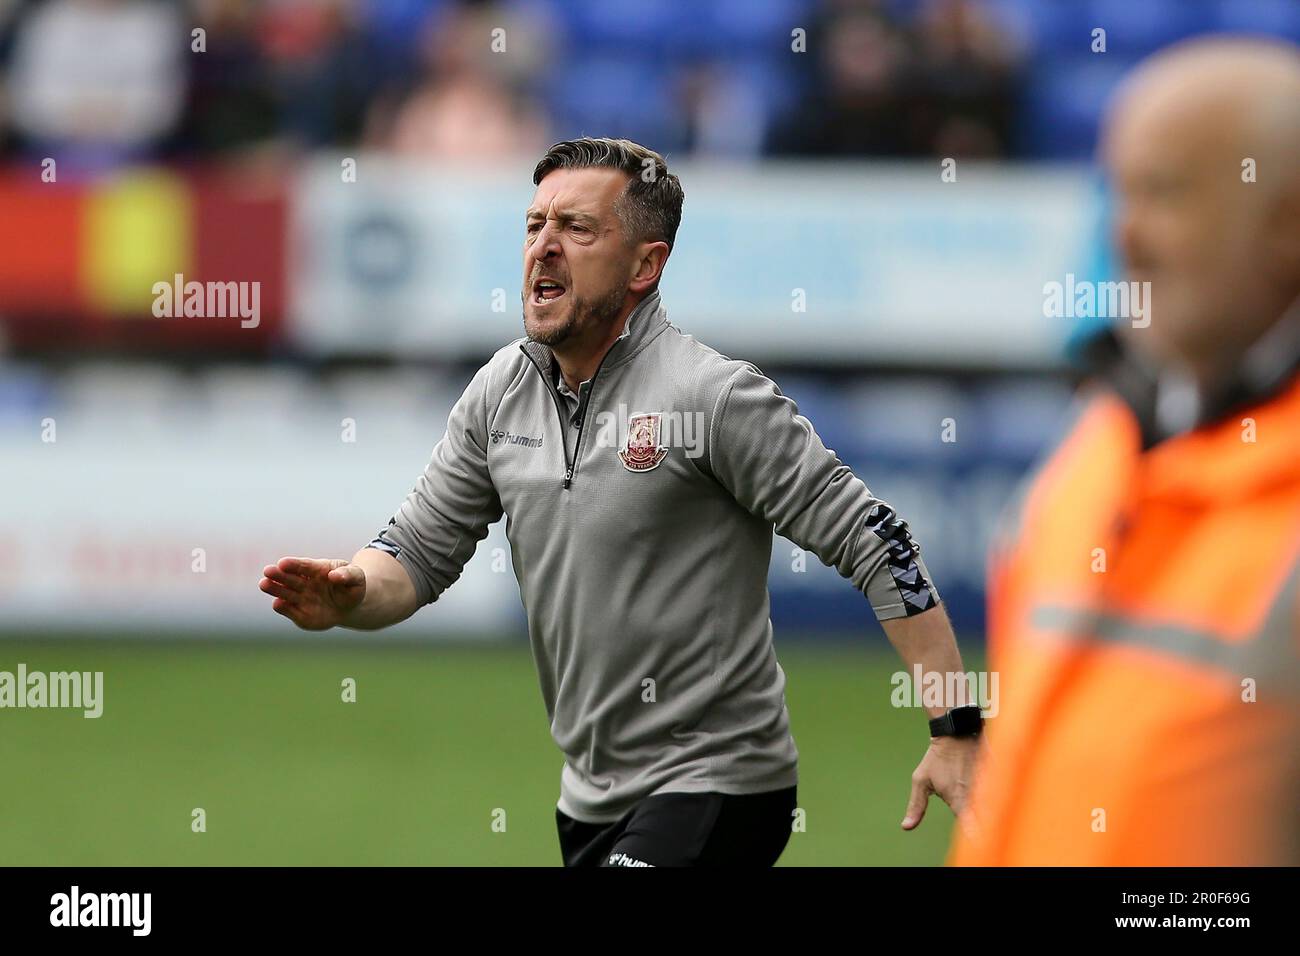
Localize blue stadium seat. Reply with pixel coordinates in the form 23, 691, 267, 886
556, 0, 699, 58
1086, 0, 1218, 54
877, 0, 923, 21
983, 0, 1097, 54
1018, 54, 1133, 158
359, 0, 447, 42
714, 54, 807, 131
546, 55, 683, 152
700, 0, 816, 54
1215, 0, 1300, 40
356, 0, 450, 79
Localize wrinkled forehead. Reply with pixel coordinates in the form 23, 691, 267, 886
527, 166, 630, 220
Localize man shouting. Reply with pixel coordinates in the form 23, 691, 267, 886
260, 138, 979, 867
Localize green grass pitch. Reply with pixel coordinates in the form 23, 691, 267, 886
0, 638, 970, 866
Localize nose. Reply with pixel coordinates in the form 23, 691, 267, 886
529, 219, 563, 268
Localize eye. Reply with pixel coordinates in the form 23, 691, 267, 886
526, 222, 542, 234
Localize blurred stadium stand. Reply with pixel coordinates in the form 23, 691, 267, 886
3, 0, 1296, 167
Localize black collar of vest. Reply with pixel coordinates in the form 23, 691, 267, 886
1081, 303, 1300, 450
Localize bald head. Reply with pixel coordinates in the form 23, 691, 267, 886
1101, 37, 1300, 378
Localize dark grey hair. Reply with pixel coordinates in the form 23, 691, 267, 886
532, 137, 685, 251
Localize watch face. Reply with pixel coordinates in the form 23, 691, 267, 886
950, 705, 983, 735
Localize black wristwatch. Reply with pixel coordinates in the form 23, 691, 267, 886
929, 704, 984, 738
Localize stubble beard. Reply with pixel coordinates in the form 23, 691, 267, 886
523, 283, 626, 349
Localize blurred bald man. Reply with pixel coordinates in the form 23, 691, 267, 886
950, 37, 1300, 866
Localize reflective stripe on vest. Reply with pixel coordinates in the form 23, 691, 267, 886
1029, 551, 1300, 697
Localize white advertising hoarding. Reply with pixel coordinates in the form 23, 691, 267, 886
290, 158, 1096, 365
0, 366, 523, 637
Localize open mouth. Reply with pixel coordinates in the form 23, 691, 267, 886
531, 278, 567, 306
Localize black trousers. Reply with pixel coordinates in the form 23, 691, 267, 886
556, 786, 797, 867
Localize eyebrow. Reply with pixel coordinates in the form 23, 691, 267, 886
525, 208, 600, 227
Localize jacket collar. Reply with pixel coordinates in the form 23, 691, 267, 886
1082, 297, 1300, 450
518, 290, 670, 382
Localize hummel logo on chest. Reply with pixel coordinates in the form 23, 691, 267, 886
489, 429, 543, 448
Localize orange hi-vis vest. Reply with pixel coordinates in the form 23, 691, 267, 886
949, 370, 1300, 866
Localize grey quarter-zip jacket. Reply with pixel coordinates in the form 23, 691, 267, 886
367, 291, 941, 823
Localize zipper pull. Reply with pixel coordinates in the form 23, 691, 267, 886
563, 466, 573, 489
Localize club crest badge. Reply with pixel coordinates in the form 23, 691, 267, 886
619, 413, 668, 472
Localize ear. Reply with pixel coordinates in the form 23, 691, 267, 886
1263, 183, 1300, 281
628, 241, 670, 294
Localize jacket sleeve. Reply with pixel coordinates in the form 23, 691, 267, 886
708, 363, 940, 622
364, 361, 504, 607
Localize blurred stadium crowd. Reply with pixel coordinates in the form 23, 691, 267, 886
2, 0, 1297, 177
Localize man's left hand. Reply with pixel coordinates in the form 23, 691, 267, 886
901, 735, 981, 835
